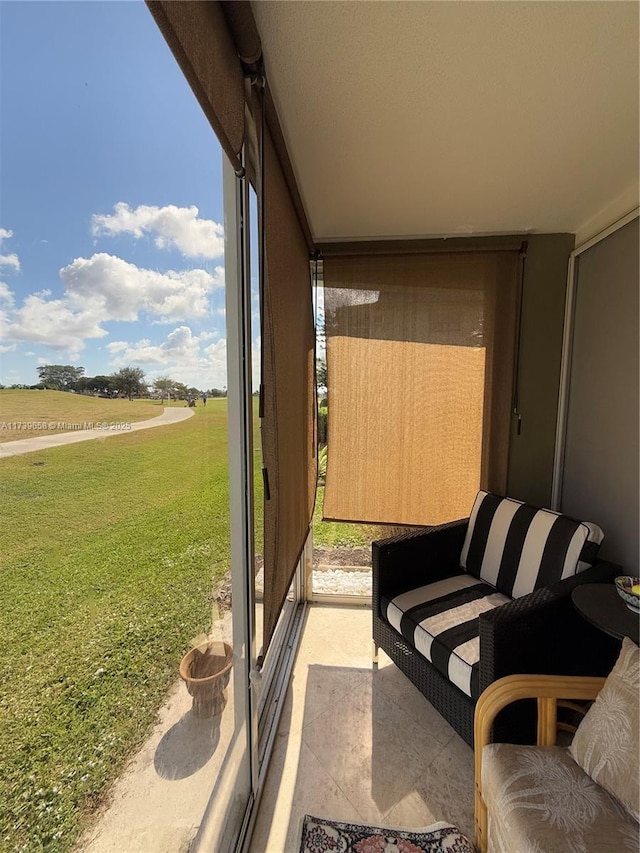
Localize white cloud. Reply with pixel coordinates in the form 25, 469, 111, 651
92, 202, 224, 259
1, 253, 225, 355
61, 253, 224, 323
250, 336, 261, 391
0, 282, 15, 306
109, 325, 206, 364
108, 325, 229, 389
0, 343, 17, 353
0, 228, 20, 272
2, 293, 108, 358
0, 253, 20, 271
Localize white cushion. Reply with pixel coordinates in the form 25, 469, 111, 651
460, 491, 604, 598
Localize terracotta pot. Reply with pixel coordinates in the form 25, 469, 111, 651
179, 641, 233, 718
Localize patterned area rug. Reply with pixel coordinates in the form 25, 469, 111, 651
299, 815, 476, 852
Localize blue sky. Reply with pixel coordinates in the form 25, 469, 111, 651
0, 0, 242, 391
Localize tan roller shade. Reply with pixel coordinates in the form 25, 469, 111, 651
262, 129, 316, 649
148, 1, 317, 650
146, 1, 245, 163
323, 251, 519, 526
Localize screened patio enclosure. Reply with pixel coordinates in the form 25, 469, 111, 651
146, 2, 638, 851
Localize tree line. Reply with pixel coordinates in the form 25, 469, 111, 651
0, 364, 227, 402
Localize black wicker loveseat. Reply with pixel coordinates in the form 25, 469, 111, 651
372, 491, 621, 747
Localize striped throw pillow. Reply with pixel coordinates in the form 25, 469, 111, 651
460, 491, 604, 599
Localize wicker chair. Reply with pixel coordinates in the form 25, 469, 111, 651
474, 671, 640, 852
372, 517, 621, 747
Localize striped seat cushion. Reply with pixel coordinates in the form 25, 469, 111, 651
460, 491, 604, 599
383, 574, 511, 698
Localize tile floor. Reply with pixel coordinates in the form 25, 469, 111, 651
249, 604, 476, 853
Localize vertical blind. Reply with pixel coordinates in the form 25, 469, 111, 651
323, 250, 520, 527
261, 128, 317, 649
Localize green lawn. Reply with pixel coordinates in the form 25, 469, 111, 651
0, 394, 373, 852
313, 487, 380, 548
0, 400, 238, 852
0, 389, 164, 442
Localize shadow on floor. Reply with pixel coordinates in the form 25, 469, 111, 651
154, 709, 222, 780
250, 654, 475, 850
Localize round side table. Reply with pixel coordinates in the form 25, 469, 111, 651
571, 583, 640, 644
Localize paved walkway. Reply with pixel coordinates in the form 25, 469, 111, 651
0, 407, 194, 459
77, 612, 233, 853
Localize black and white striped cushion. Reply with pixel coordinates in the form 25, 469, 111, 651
460, 491, 604, 599
383, 574, 511, 698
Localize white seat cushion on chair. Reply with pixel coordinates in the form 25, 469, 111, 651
482, 744, 638, 853
383, 574, 510, 698
460, 491, 604, 598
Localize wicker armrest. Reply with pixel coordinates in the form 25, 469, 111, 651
372, 519, 468, 603
478, 559, 621, 691
475, 672, 606, 747
474, 673, 606, 853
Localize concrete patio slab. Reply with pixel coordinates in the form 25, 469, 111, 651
77, 613, 233, 853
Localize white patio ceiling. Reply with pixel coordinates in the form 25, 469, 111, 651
252, 1, 639, 243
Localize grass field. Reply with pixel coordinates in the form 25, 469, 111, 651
0, 390, 165, 442
0, 391, 370, 852
312, 488, 382, 549
0, 397, 238, 852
